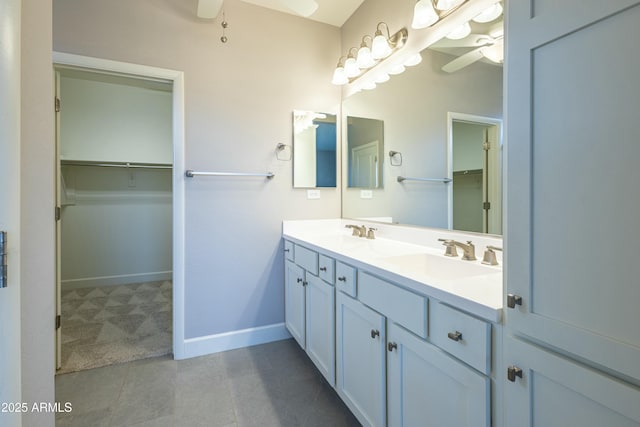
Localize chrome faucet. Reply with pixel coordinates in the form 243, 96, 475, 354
345, 224, 367, 237
482, 245, 503, 266
438, 239, 477, 261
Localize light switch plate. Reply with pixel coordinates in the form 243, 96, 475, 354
360, 190, 373, 199
307, 189, 321, 199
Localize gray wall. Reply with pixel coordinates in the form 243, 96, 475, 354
53, 0, 342, 339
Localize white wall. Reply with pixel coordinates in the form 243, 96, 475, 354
21, 0, 56, 425
53, 0, 342, 345
59, 72, 173, 164
0, 0, 23, 425
61, 166, 172, 287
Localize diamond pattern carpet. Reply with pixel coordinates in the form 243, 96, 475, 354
58, 281, 172, 374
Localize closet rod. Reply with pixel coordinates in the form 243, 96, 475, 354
185, 170, 275, 179
61, 161, 172, 170
397, 176, 452, 183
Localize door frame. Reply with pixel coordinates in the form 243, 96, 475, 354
446, 112, 503, 233
52, 52, 187, 359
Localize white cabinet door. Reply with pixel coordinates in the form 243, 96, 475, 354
336, 292, 386, 427
505, 0, 640, 381
504, 336, 640, 427
387, 322, 489, 427
285, 259, 306, 348
305, 273, 335, 386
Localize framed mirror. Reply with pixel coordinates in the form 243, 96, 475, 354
292, 110, 337, 188
346, 116, 384, 188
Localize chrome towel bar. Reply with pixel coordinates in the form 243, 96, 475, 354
397, 176, 451, 183
185, 170, 275, 179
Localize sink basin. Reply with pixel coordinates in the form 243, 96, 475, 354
380, 253, 499, 281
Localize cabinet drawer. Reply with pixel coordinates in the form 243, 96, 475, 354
358, 271, 427, 338
335, 262, 356, 297
318, 255, 335, 285
430, 301, 491, 374
294, 244, 318, 274
284, 240, 294, 261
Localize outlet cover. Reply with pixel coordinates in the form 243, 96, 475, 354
360, 190, 373, 199
307, 189, 321, 199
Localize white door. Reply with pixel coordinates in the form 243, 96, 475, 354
351, 141, 379, 188
0, 0, 23, 418
505, 0, 640, 388
54, 71, 62, 370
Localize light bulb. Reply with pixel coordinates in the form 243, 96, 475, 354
356, 46, 376, 69
435, 0, 464, 11
388, 64, 406, 75
331, 67, 348, 85
375, 73, 390, 84
412, 0, 439, 29
362, 81, 377, 90
473, 3, 503, 23
344, 57, 360, 78
446, 22, 471, 40
371, 34, 392, 59
404, 53, 423, 67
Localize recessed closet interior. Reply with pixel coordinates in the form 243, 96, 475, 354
56, 68, 173, 373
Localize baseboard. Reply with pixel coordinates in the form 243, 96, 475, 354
61, 271, 172, 289
179, 323, 292, 360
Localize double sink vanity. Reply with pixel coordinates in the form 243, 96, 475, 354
282, 219, 503, 427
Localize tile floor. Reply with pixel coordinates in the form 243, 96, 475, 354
55, 338, 361, 427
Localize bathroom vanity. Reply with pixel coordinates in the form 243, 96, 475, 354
283, 219, 503, 427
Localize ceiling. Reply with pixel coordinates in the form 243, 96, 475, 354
241, 0, 366, 27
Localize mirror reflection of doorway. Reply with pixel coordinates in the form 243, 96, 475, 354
449, 114, 502, 234
350, 140, 380, 188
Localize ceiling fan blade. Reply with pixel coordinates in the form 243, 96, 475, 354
278, 0, 318, 17
197, 0, 224, 18
441, 47, 485, 73
431, 34, 492, 49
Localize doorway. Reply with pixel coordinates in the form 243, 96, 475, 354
53, 53, 186, 372
447, 113, 502, 234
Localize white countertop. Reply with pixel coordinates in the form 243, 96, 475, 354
283, 219, 503, 323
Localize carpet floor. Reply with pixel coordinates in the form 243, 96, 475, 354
58, 280, 173, 375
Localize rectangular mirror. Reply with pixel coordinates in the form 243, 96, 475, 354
346, 116, 384, 188
293, 110, 337, 188
342, 41, 503, 233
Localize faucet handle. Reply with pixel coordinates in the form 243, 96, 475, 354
482, 245, 503, 266
438, 239, 459, 257
345, 224, 361, 237
366, 227, 377, 240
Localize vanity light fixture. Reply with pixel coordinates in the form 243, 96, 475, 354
388, 64, 406, 75
331, 22, 408, 86
404, 53, 423, 66
411, 0, 470, 30
375, 73, 390, 84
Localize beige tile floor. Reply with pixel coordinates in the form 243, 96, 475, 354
55, 339, 361, 427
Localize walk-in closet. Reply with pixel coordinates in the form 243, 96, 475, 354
56, 68, 173, 373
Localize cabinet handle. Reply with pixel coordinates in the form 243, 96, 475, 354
507, 294, 523, 309
388, 342, 397, 352
303, 281, 308, 287
296, 278, 303, 283
320, 267, 327, 272
338, 276, 346, 282
370, 329, 380, 339
507, 366, 523, 382
284, 248, 290, 252
447, 331, 463, 342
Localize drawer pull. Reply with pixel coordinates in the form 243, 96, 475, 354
338, 276, 347, 282
284, 248, 290, 252
447, 331, 463, 342
507, 294, 523, 309
387, 342, 397, 352
507, 366, 523, 382
320, 267, 327, 272
296, 278, 303, 283
303, 281, 308, 287
370, 329, 380, 339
